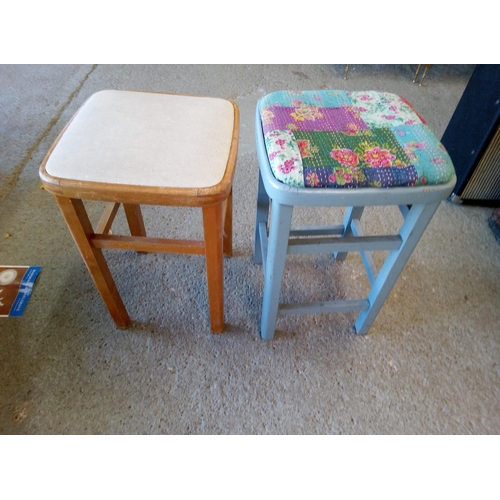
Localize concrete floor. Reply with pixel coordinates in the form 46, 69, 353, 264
1, 64, 499, 434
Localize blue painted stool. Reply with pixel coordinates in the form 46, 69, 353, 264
253, 90, 456, 339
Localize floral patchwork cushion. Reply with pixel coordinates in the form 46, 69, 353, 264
259, 90, 455, 189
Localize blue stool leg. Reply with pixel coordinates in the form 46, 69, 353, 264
253, 170, 270, 265
354, 201, 440, 334
260, 201, 293, 340
335, 206, 365, 261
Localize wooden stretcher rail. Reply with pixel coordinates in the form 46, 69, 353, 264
90, 234, 205, 254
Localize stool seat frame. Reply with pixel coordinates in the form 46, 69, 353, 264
253, 106, 456, 339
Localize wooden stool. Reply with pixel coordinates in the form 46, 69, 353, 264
40, 90, 239, 332
253, 90, 456, 339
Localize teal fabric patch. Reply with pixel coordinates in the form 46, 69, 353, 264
260, 90, 353, 109
392, 124, 456, 185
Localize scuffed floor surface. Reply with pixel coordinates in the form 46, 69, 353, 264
1, 64, 499, 434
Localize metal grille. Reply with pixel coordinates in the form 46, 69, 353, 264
462, 124, 500, 201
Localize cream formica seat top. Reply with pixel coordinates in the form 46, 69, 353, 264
45, 90, 235, 189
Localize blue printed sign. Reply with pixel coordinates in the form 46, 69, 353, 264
0, 266, 42, 317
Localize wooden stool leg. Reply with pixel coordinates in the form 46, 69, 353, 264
56, 196, 131, 328
253, 170, 270, 264
223, 188, 233, 257
202, 203, 225, 333
354, 201, 440, 334
123, 204, 146, 237
123, 204, 147, 255
96, 202, 120, 234
260, 201, 293, 340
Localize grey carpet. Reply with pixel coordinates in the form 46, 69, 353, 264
1, 64, 499, 434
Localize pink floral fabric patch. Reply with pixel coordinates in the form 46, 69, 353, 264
263, 129, 304, 187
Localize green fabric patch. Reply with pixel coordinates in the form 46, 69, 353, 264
293, 128, 411, 169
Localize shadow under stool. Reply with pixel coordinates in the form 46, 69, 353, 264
253, 90, 456, 340
40, 90, 239, 332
